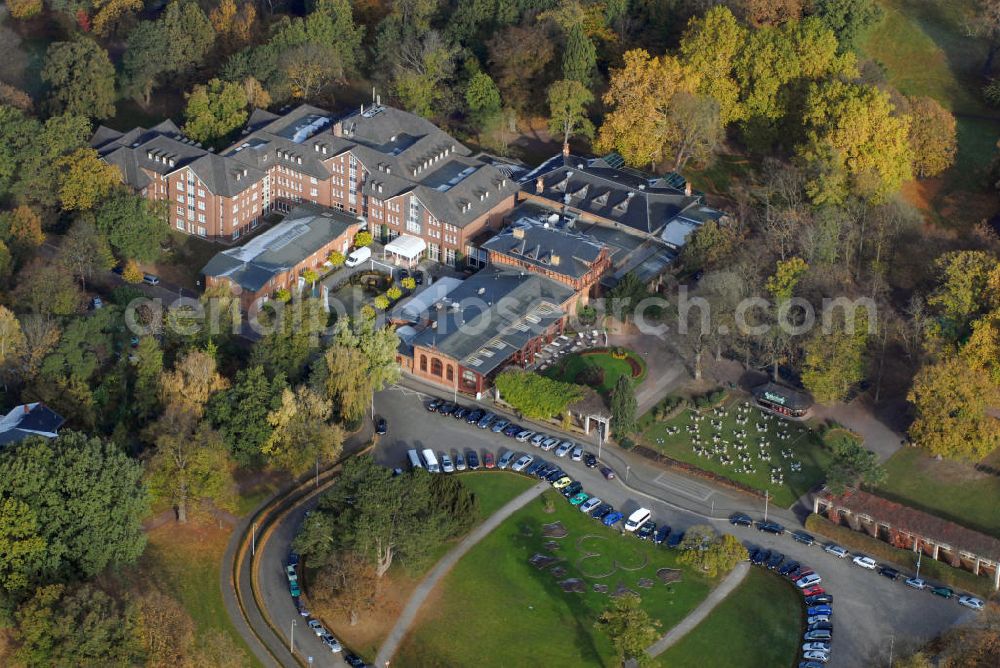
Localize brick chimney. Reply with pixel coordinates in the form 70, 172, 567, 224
536, 177, 544, 194
551, 254, 561, 266
512, 227, 525, 239
684, 180, 692, 196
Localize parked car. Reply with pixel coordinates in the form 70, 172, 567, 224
375, 417, 387, 435
778, 561, 800, 577
807, 605, 833, 617
555, 441, 573, 458
757, 520, 785, 535
497, 450, 516, 470
602, 511, 624, 527
285, 565, 298, 582
452, 407, 469, 420
308, 620, 326, 636
802, 650, 830, 663
440, 454, 455, 473
931, 586, 954, 599
287, 552, 300, 567
796, 574, 822, 589
530, 433, 548, 447
477, 413, 496, 428
792, 530, 815, 546
535, 464, 553, 479
511, 454, 533, 472
503, 423, 521, 437
729, 513, 753, 527
804, 594, 833, 606
579, 497, 602, 513
466, 451, 480, 470
515, 430, 535, 442
667, 532, 685, 548
590, 504, 613, 520
541, 437, 559, 451
766, 552, 785, 570
653, 525, 671, 545
142, 273, 160, 285
454, 452, 466, 471
561, 481, 583, 497
807, 621, 833, 633
552, 476, 572, 489
491, 419, 510, 433
584, 453, 598, 468
525, 460, 544, 476
905, 577, 926, 590
426, 398, 442, 412
294, 597, 309, 617
344, 654, 366, 668
600, 466, 616, 480
624, 508, 652, 532
750, 549, 767, 565
803, 629, 832, 641
803, 642, 831, 653
91, 296, 104, 310
800, 662, 826, 668
438, 402, 456, 416
852, 555, 877, 570
466, 408, 484, 423
801, 586, 826, 597
289, 578, 301, 597
344, 246, 371, 267
483, 451, 495, 469
637, 521, 656, 541
321, 634, 343, 652
569, 492, 589, 506
545, 469, 566, 482
823, 543, 849, 558
878, 565, 900, 581
571, 445, 584, 461
959, 596, 985, 610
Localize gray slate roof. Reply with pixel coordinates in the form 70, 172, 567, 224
202, 203, 358, 292
482, 221, 605, 281
412, 265, 574, 376
521, 154, 712, 237
0, 403, 64, 446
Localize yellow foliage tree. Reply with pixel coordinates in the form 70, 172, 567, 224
679, 5, 746, 125
92, 0, 144, 37
122, 259, 144, 283
55, 148, 121, 212
906, 96, 957, 178
5, 0, 42, 19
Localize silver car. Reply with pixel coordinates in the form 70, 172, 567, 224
530, 433, 548, 447
440, 454, 455, 473
570, 445, 584, 461
497, 450, 516, 469
554, 441, 573, 457
541, 437, 559, 451
511, 454, 533, 472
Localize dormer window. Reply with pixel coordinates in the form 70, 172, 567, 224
592, 191, 609, 206
571, 184, 589, 200
554, 177, 569, 192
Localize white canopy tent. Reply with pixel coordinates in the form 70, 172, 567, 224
383, 234, 427, 267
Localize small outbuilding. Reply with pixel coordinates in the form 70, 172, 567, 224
752, 381, 813, 419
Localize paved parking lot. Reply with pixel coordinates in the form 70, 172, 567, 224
372, 385, 973, 668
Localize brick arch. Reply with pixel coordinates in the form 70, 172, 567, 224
446, 365, 454, 382
419, 355, 427, 372
431, 357, 443, 376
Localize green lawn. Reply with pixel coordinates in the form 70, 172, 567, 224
655, 568, 802, 668
543, 349, 647, 396
460, 470, 538, 520
396, 490, 715, 667
877, 447, 1000, 538
640, 398, 832, 508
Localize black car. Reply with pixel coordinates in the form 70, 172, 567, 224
426, 398, 442, 412
374, 417, 387, 435
398, 269, 410, 280
344, 654, 367, 668
438, 402, 456, 416
766, 552, 784, 570
466, 451, 480, 470
666, 531, 685, 548
637, 521, 656, 541
452, 406, 469, 420
584, 453, 598, 468
754, 549, 771, 565
466, 408, 484, 424
561, 481, 583, 497
414, 271, 424, 285
525, 460, 543, 476
590, 503, 613, 520
534, 463, 552, 478
805, 594, 833, 606
545, 469, 566, 482
729, 512, 753, 527
792, 530, 816, 546
778, 560, 800, 576
756, 520, 785, 535
653, 525, 671, 544
878, 565, 901, 581
807, 621, 833, 632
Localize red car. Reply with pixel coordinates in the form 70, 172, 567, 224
801, 586, 825, 597
793, 569, 816, 580
483, 452, 496, 469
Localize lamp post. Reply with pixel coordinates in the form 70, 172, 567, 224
763, 489, 770, 523
290, 619, 296, 654
251, 522, 257, 557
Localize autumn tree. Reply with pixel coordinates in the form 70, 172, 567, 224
251, 297, 328, 382
91, 0, 144, 37
596, 49, 691, 168
314, 550, 380, 626
394, 31, 457, 118
13, 259, 85, 316
0, 205, 45, 259
668, 92, 724, 170
55, 148, 121, 212
210, 0, 257, 52
596, 593, 660, 667
56, 219, 115, 291
0, 305, 26, 388
678, 530, 748, 577
547, 79, 594, 155
183, 78, 249, 143
927, 251, 998, 342
908, 354, 1000, 460
799, 80, 912, 204
906, 96, 957, 178
0, 498, 47, 598
6, 0, 42, 19
802, 315, 869, 403
281, 43, 341, 100
42, 39, 116, 120
487, 24, 555, 113
131, 590, 195, 667
264, 385, 344, 474
159, 348, 229, 417
743, 0, 803, 26
207, 365, 287, 467
679, 4, 746, 125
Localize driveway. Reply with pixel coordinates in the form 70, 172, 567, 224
371, 386, 971, 668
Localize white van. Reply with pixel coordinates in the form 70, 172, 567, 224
407, 449, 423, 471
344, 246, 371, 268
421, 448, 440, 473
624, 508, 651, 532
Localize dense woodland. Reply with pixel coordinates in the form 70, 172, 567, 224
1, 0, 1000, 664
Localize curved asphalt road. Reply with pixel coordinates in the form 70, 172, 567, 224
235, 380, 974, 668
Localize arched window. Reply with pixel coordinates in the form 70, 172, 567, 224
431, 358, 443, 376
446, 365, 454, 382
419, 355, 427, 372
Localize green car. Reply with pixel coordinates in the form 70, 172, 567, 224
931, 586, 954, 599
569, 492, 589, 506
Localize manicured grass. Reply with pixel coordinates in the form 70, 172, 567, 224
640, 398, 833, 508
543, 349, 646, 396
134, 522, 260, 667
877, 447, 1000, 538
655, 568, 802, 668
460, 470, 538, 520
396, 490, 715, 667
